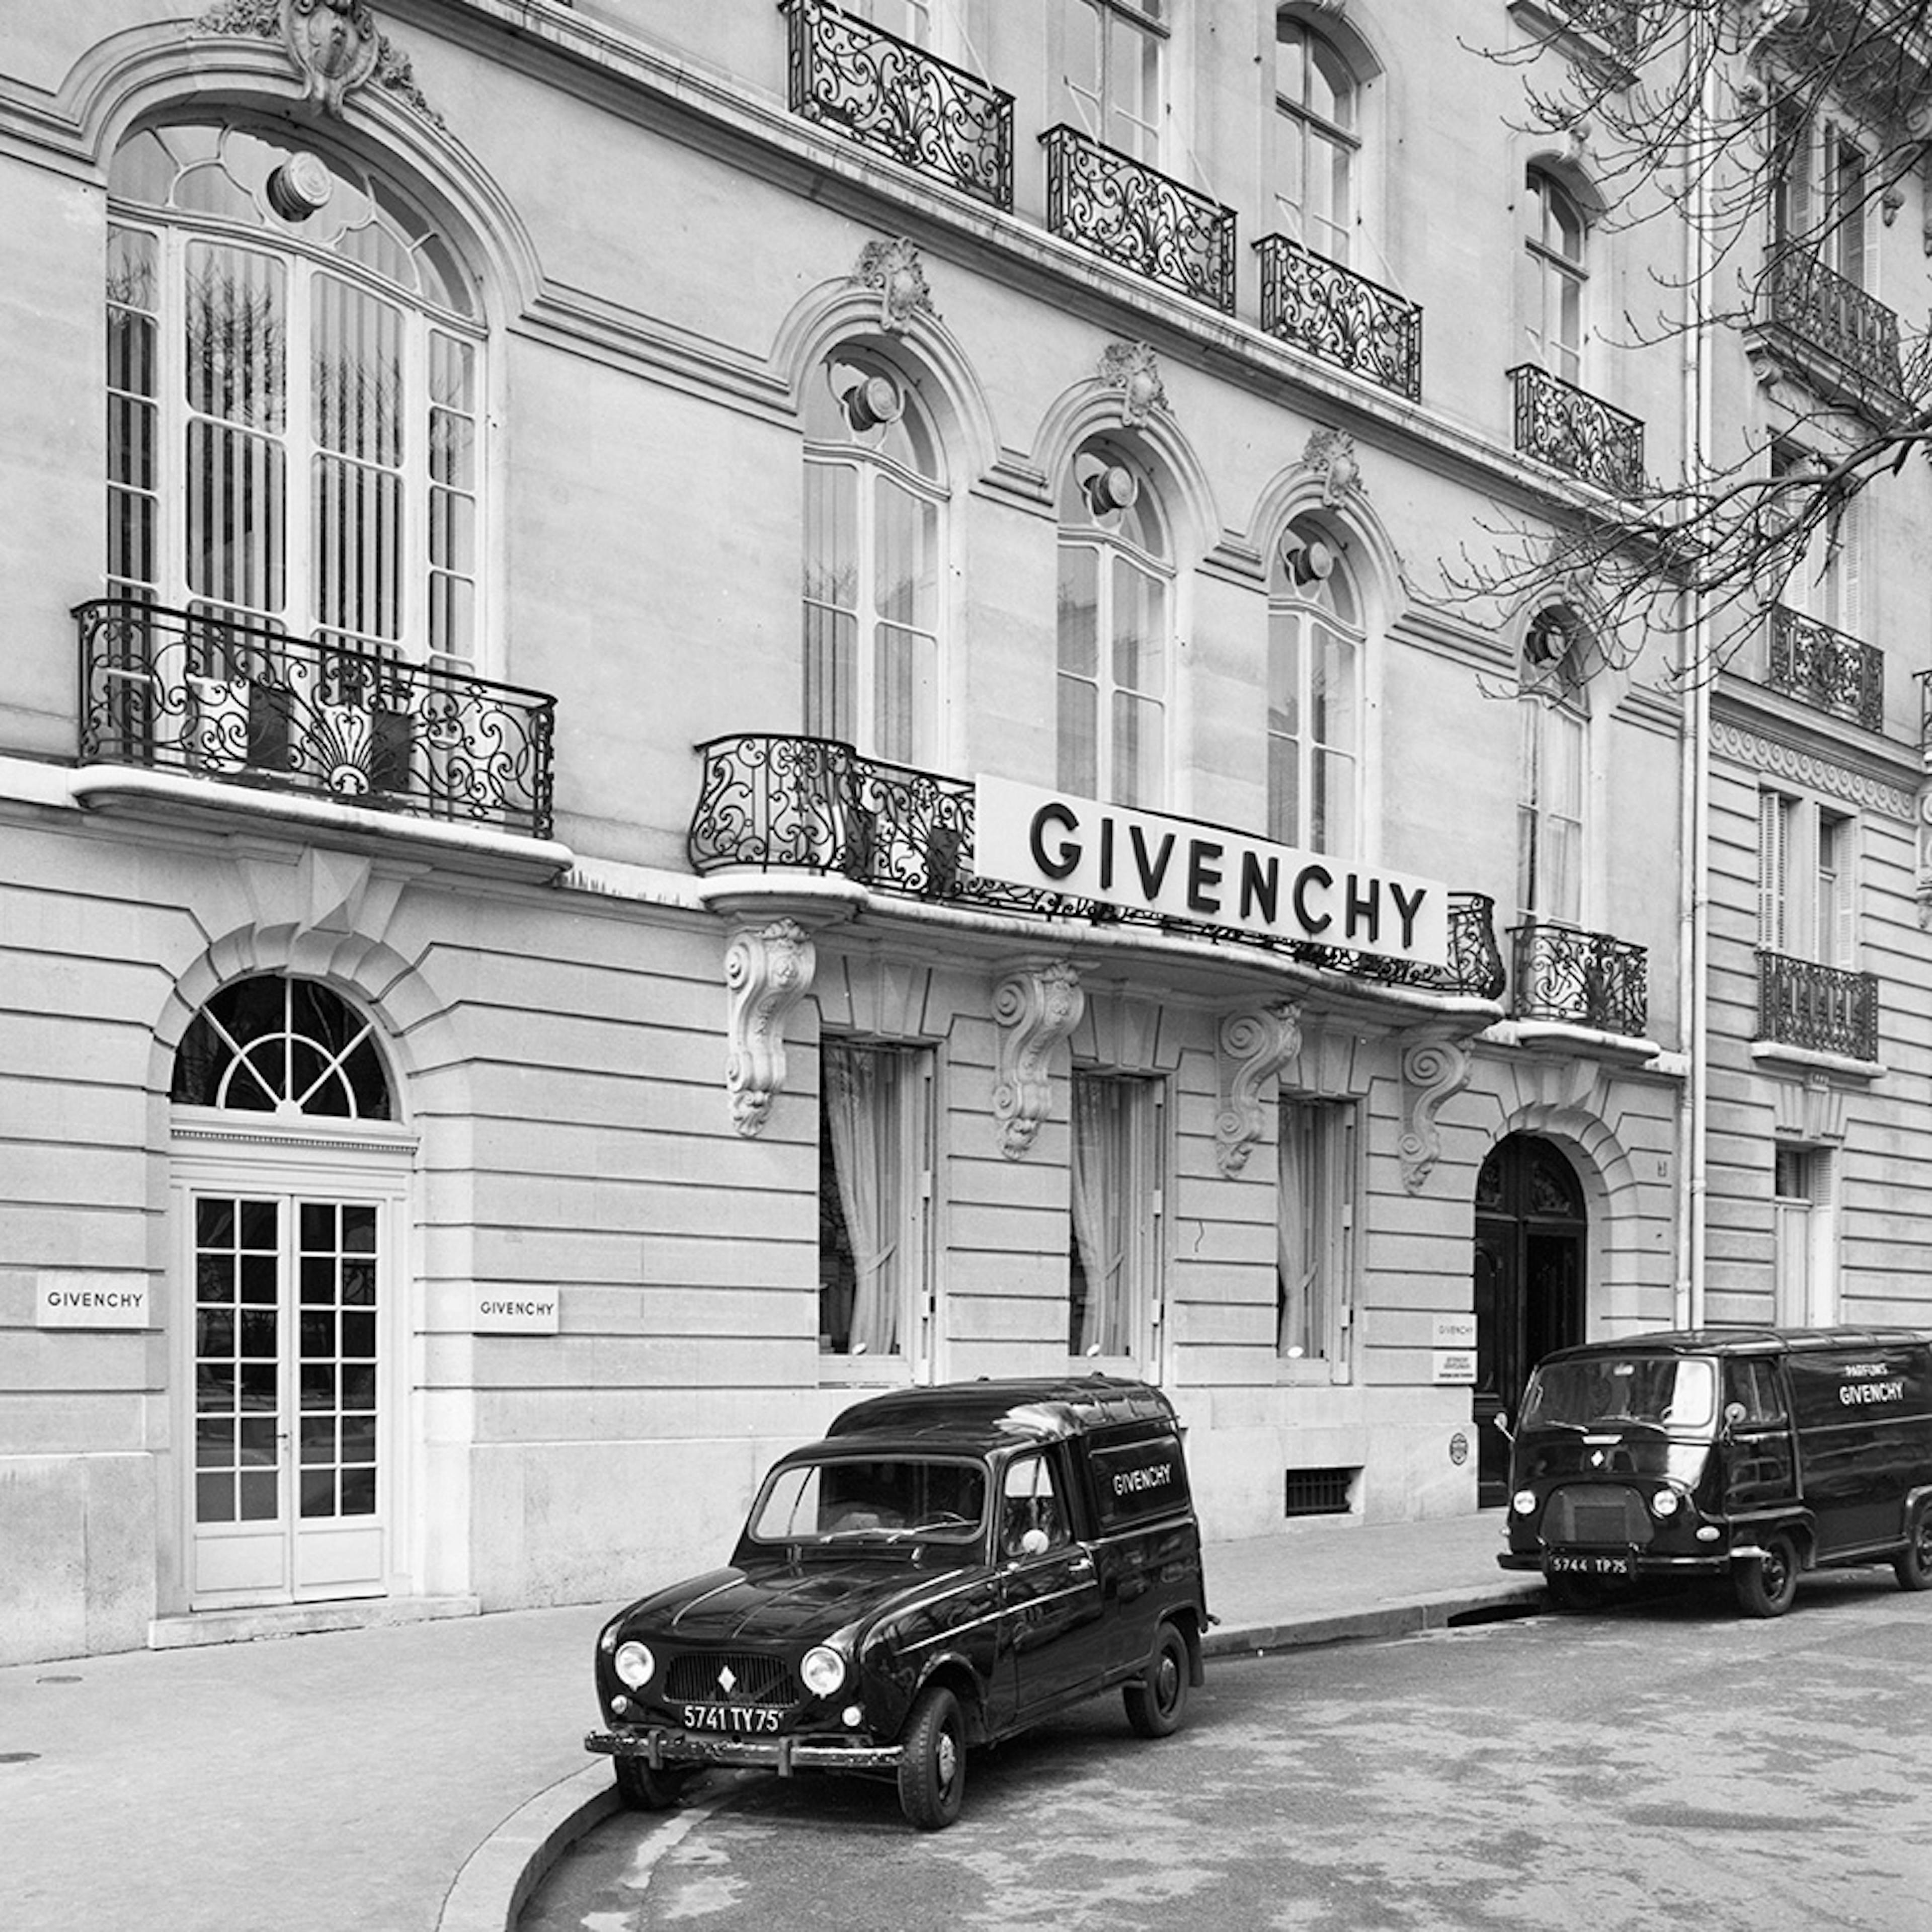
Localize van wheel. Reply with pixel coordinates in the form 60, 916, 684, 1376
1734, 1531, 1799, 1618
613, 1755, 689, 1811
897, 1685, 966, 1830
1894, 1511, 1932, 1591
1123, 1623, 1191, 1738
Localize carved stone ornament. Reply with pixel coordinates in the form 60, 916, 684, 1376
853, 238, 937, 335
1099, 341, 1169, 428
992, 962, 1084, 1160
1301, 427, 1363, 507
724, 919, 818, 1137
197, 0, 443, 125
1398, 1034, 1473, 1194
1215, 1002, 1303, 1177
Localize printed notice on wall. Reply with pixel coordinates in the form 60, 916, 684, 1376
37, 1274, 154, 1329
470, 1286, 560, 1334
1432, 1350, 1477, 1385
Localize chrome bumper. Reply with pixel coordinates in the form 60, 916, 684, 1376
586, 1725, 903, 1775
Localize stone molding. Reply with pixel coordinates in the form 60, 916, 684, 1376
992, 961, 1084, 1159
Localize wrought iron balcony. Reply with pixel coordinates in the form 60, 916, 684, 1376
1761, 250, 1905, 415
689, 734, 1505, 998
1041, 125, 1236, 313
76, 600, 556, 839
1767, 605, 1883, 731
1756, 950, 1878, 1062
1255, 236, 1422, 399
1507, 922, 1649, 1035
782, 0, 1013, 209
1507, 364, 1645, 496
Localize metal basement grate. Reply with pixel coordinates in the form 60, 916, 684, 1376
1284, 1466, 1357, 1517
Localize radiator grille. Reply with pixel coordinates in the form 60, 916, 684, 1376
664, 1652, 798, 1706
1284, 1466, 1358, 1518
1543, 1485, 1652, 1548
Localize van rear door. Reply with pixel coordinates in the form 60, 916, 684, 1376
1787, 1346, 1932, 1555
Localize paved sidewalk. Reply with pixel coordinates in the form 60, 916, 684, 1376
0, 1511, 1538, 1932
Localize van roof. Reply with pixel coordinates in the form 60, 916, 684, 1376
1538, 1324, 1932, 1366
821, 1375, 1179, 1449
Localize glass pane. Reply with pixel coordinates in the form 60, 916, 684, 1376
1112, 691, 1162, 809
313, 456, 403, 644
185, 245, 285, 431
300, 1470, 336, 1518
300, 1201, 333, 1249
804, 461, 858, 613
301, 1311, 334, 1357
874, 623, 928, 766
875, 480, 935, 629
240, 1361, 276, 1409
340, 1415, 376, 1463
196, 1309, 235, 1356
239, 1415, 277, 1463
1057, 545, 1099, 678
197, 1419, 234, 1469
341, 1364, 376, 1409
342, 1310, 376, 1358
239, 1469, 278, 1521
196, 1366, 236, 1415
301, 1416, 335, 1465
197, 1257, 235, 1304
301, 1364, 337, 1411
240, 1308, 277, 1356
238, 1254, 276, 1305
186, 422, 286, 617
1058, 674, 1097, 795
1113, 558, 1165, 696
313, 276, 401, 464
341, 1205, 376, 1254
197, 1473, 235, 1523
1268, 734, 1301, 847
342, 1260, 375, 1307
340, 1467, 376, 1516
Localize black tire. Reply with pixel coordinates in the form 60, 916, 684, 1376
1734, 1531, 1800, 1618
613, 1753, 689, 1811
897, 1684, 966, 1831
1123, 1622, 1191, 1739
1544, 1573, 1602, 1615
1894, 1509, 1932, 1591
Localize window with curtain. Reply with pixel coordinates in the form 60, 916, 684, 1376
1278, 1096, 1354, 1376
1267, 518, 1361, 854
1771, 442, 1864, 637
1775, 108, 1874, 290
1517, 620, 1586, 926
1524, 166, 1587, 387
1758, 790, 1857, 967
803, 350, 944, 765
1068, 1071, 1161, 1362
819, 1040, 930, 1361
1058, 0, 1166, 163
1274, 13, 1358, 264
105, 120, 481, 669
1057, 442, 1170, 808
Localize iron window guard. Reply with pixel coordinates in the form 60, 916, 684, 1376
1255, 235, 1423, 400
1762, 250, 1906, 412
1507, 364, 1646, 497
1755, 950, 1878, 1063
1768, 605, 1884, 733
1507, 921, 1649, 1036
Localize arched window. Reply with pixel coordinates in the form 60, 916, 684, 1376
1517, 610, 1587, 926
803, 349, 945, 764
1524, 167, 1588, 386
171, 975, 392, 1119
1274, 14, 1359, 264
1057, 441, 1170, 808
106, 119, 482, 669
1059, 0, 1166, 164
1267, 517, 1360, 854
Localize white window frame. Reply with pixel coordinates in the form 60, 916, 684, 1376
1758, 787, 1859, 969
1517, 686, 1587, 927
1524, 166, 1588, 387
1068, 1071, 1166, 1377
1272, 11, 1360, 265
1276, 1093, 1356, 1385
1773, 1142, 1838, 1326
1056, 0, 1168, 164
1267, 522, 1363, 856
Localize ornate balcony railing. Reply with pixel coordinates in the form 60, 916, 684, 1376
1763, 250, 1905, 411
783, 0, 1013, 209
76, 600, 556, 839
1768, 605, 1883, 731
689, 734, 1505, 997
1041, 125, 1236, 313
1917, 668, 1932, 753
1756, 950, 1878, 1062
1507, 922, 1649, 1036
1507, 364, 1646, 496
1255, 236, 1422, 399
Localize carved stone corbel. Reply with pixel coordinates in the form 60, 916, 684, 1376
1215, 1001, 1303, 1176
724, 919, 817, 1137
1099, 341, 1169, 427
992, 961, 1084, 1159
1918, 783, 1932, 927
1399, 1033, 1473, 1193
852, 237, 937, 335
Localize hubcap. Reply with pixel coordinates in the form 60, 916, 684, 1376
1156, 1655, 1179, 1709
935, 1728, 958, 1788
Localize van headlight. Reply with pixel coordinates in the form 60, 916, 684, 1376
613, 1640, 656, 1689
1650, 1489, 1681, 1519
800, 1645, 846, 1696
1512, 1490, 1538, 1515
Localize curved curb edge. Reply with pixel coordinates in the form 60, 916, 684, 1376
436, 1761, 620, 1932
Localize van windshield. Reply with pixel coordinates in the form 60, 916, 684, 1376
747, 1456, 988, 1546
1520, 1355, 1718, 1433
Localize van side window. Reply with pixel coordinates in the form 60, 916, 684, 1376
1001, 1454, 1071, 1558
1725, 1359, 1786, 1426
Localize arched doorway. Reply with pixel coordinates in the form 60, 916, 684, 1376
1472, 1135, 1587, 1507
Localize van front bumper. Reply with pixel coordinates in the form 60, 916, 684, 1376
587, 1724, 904, 1775
1497, 1549, 1737, 1579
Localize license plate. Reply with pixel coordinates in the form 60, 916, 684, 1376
681, 1704, 782, 1734
1546, 1551, 1634, 1579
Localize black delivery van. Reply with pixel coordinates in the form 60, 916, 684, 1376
1497, 1326, 1932, 1617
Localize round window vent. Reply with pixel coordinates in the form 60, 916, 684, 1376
266, 153, 334, 222
841, 372, 904, 433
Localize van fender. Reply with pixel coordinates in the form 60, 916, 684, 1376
1901, 1485, 1932, 1535
904, 1650, 993, 1744
1137, 1606, 1205, 1687
1727, 1509, 1817, 1569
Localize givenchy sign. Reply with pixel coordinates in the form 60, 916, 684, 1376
974, 777, 1451, 970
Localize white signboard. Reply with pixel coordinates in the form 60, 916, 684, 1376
470, 1287, 560, 1335
974, 776, 1452, 970
1432, 1315, 1477, 1352
1433, 1349, 1478, 1385
37, 1274, 153, 1329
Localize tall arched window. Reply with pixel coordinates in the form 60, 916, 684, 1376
106, 119, 482, 669
1524, 166, 1588, 386
1058, 0, 1166, 164
1057, 441, 1170, 808
803, 349, 945, 765
1517, 610, 1587, 926
1267, 518, 1360, 854
1274, 13, 1359, 264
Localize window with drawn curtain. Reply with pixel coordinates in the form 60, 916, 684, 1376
1517, 611, 1586, 927
1274, 13, 1359, 265
1524, 166, 1588, 388
803, 351, 944, 765
1278, 1095, 1354, 1376
1059, 0, 1166, 164
1268, 517, 1361, 855
106, 120, 482, 670
1069, 1071, 1161, 1361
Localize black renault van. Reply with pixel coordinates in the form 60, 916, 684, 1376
1497, 1326, 1932, 1617
586, 1376, 1208, 1828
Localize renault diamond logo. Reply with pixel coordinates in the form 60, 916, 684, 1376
717, 1664, 738, 1695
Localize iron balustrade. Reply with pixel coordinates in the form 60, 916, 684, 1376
782, 0, 1013, 208
1507, 921, 1649, 1035
1041, 125, 1236, 313
1763, 250, 1905, 408
1756, 950, 1878, 1062
1507, 364, 1646, 497
75, 599, 556, 839
687, 734, 1505, 999
1918, 668, 1932, 752
1256, 236, 1422, 399
1768, 605, 1884, 732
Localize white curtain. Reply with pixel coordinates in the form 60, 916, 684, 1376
824, 1042, 899, 1355
1070, 1075, 1129, 1356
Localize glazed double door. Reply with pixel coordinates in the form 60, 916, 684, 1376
187, 1187, 390, 1606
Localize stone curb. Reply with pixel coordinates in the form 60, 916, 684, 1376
447, 1582, 1549, 1931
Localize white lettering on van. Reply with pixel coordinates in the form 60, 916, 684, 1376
1113, 1464, 1174, 1496
1839, 1380, 1905, 1407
